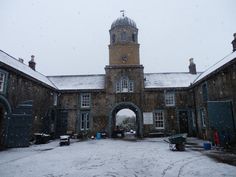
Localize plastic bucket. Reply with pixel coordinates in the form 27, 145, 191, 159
203, 142, 211, 150
96, 133, 101, 140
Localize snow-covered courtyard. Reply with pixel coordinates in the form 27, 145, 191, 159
0, 138, 236, 177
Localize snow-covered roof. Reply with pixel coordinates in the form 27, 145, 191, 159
193, 52, 236, 84
47, 75, 105, 90
0, 50, 56, 89
144, 73, 200, 89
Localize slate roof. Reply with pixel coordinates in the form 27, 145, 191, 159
47, 75, 105, 91
48, 72, 200, 91
1, 49, 235, 91
193, 51, 236, 84
0, 50, 57, 89
144, 73, 200, 89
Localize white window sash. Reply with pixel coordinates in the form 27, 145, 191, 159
81, 94, 90, 108
154, 111, 165, 129
0, 73, 5, 92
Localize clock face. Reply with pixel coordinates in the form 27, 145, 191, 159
121, 55, 128, 63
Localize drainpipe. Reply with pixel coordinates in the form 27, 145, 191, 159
192, 88, 199, 137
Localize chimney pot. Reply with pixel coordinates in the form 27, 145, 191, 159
232, 33, 236, 52
29, 55, 36, 70
18, 58, 24, 63
31, 55, 35, 61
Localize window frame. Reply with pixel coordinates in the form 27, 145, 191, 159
80, 112, 90, 130
80, 93, 91, 108
116, 77, 134, 93
202, 82, 208, 102
0, 69, 8, 94
165, 91, 175, 106
154, 110, 165, 129
200, 108, 206, 127
121, 31, 127, 41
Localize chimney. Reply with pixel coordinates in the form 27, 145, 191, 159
18, 58, 24, 63
189, 58, 197, 74
232, 33, 236, 52
28, 55, 36, 70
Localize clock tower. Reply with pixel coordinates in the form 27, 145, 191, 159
105, 14, 144, 138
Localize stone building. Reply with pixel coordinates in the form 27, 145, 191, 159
0, 15, 235, 148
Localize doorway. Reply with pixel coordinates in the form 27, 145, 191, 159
178, 111, 189, 134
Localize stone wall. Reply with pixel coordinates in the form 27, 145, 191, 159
4, 69, 55, 133
193, 60, 236, 139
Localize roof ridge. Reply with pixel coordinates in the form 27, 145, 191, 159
47, 74, 105, 77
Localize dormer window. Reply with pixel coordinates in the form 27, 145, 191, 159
116, 77, 134, 93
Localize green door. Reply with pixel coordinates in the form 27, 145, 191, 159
207, 101, 235, 144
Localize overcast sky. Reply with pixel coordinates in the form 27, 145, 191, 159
0, 0, 235, 76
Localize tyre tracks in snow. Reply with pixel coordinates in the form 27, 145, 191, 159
161, 154, 204, 177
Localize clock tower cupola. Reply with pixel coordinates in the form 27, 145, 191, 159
109, 13, 140, 65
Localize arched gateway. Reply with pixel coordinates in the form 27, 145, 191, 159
108, 102, 143, 138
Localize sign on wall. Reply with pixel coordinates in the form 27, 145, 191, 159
143, 112, 153, 125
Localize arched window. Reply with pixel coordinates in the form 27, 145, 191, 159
121, 32, 126, 41
112, 34, 116, 43
121, 77, 128, 92
132, 33, 136, 42
116, 77, 134, 93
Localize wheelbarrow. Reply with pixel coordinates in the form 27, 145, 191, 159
165, 133, 187, 151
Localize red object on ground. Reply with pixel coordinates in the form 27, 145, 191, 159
214, 130, 220, 146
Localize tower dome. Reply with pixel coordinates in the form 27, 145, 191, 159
111, 16, 137, 29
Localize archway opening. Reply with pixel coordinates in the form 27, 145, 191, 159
115, 109, 136, 136
109, 102, 143, 138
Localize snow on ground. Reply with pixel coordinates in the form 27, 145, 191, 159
0, 138, 235, 177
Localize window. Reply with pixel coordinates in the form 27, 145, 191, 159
202, 83, 208, 102
121, 32, 126, 41
80, 112, 90, 130
200, 108, 206, 127
0, 72, 6, 92
132, 33, 136, 42
53, 93, 58, 106
116, 82, 121, 92
129, 81, 134, 92
191, 111, 196, 128
121, 78, 128, 92
81, 93, 90, 108
154, 110, 164, 129
165, 91, 175, 106
116, 77, 134, 93
112, 34, 116, 43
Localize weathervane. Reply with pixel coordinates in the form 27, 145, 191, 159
120, 10, 125, 17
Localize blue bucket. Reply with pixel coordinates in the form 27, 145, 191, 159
203, 142, 211, 150
96, 133, 101, 140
